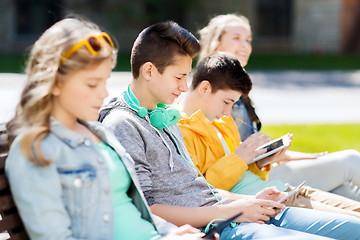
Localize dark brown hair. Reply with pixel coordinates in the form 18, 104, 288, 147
192, 52, 252, 96
131, 21, 200, 78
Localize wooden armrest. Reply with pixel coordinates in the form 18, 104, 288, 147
0, 123, 30, 239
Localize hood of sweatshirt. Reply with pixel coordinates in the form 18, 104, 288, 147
98, 97, 125, 123
178, 110, 239, 144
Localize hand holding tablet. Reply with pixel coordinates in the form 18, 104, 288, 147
202, 212, 243, 239
278, 181, 306, 203
249, 134, 291, 164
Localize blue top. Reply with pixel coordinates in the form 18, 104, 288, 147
232, 98, 257, 141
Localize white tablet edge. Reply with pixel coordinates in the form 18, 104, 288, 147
249, 134, 290, 164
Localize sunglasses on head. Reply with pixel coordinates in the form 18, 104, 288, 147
60, 32, 115, 64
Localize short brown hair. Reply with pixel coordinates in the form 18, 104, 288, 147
131, 21, 200, 78
192, 52, 252, 96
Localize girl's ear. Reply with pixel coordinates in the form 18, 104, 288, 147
51, 81, 62, 96
140, 62, 154, 81
198, 80, 212, 97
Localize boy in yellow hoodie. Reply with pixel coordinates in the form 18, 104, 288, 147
178, 52, 286, 194
178, 51, 360, 218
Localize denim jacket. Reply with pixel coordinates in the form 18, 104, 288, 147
6, 119, 173, 240
232, 98, 256, 141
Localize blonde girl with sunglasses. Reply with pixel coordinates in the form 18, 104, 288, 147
5, 18, 206, 240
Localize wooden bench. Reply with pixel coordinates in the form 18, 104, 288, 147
0, 123, 29, 240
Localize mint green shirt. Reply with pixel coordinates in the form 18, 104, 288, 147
213, 125, 288, 195
96, 142, 161, 240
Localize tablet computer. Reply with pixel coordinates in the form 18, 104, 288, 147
249, 134, 291, 164
203, 212, 243, 239
278, 181, 306, 203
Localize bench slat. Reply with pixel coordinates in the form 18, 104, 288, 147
0, 174, 9, 192
0, 124, 29, 239
0, 155, 5, 170
10, 231, 29, 240
0, 213, 23, 233
0, 135, 9, 155
0, 195, 15, 212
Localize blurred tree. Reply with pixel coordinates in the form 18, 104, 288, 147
143, 0, 195, 25
344, 4, 360, 53
15, 0, 63, 36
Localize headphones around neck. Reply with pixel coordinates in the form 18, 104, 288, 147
123, 85, 222, 206
123, 86, 180, 130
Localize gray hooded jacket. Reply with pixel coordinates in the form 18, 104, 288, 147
99, 97, 225, 207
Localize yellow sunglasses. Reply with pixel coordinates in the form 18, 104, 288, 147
60, 32, 115, 64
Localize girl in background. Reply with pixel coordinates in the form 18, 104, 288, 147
198, 13, 360, 202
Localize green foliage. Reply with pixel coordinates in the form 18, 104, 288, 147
262, 124, 360, 153
113, 54, 131, 71
0, 54, 28, 73
1, 53, 359, 73
246, 53, 360, 70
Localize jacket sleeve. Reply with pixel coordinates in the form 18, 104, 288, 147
179, 127, 247, 191
248, 163, 271, 181
203, 153, 249, 191
5, 141, 80, 240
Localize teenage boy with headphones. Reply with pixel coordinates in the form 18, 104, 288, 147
99, 21, 360, 239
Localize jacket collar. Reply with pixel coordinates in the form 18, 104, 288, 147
178, 109, 212, 137
50, 118, 88, 148
178, 109, 240, 151
179, 109, 236, 138
50, 118, 134, 166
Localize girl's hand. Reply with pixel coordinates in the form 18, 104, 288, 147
161, 224, 209, 240
277, 150, 328, 164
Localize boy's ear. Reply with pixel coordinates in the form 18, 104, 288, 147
140, 62, 154, 81
198, 80, 212, 97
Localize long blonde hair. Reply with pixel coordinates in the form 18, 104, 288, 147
6, 18, 117, 166
198, 14, 251, 61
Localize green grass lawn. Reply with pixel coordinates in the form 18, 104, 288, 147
262, 124, 360, 153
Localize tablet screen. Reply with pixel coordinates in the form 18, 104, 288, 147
264, 139, 283, 152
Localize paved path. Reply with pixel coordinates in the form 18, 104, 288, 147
249, 70, 360, 124
1, 71, 360, 124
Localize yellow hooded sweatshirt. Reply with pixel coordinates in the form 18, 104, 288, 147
178, 110, 270, 191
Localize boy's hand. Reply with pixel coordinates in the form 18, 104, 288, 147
256, 147, 288, 169
255, 187, 287, 202
255, 134, 292, 169
234, 132, 271, 164
223, 197, 285, 224
255, 187, 287, 216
